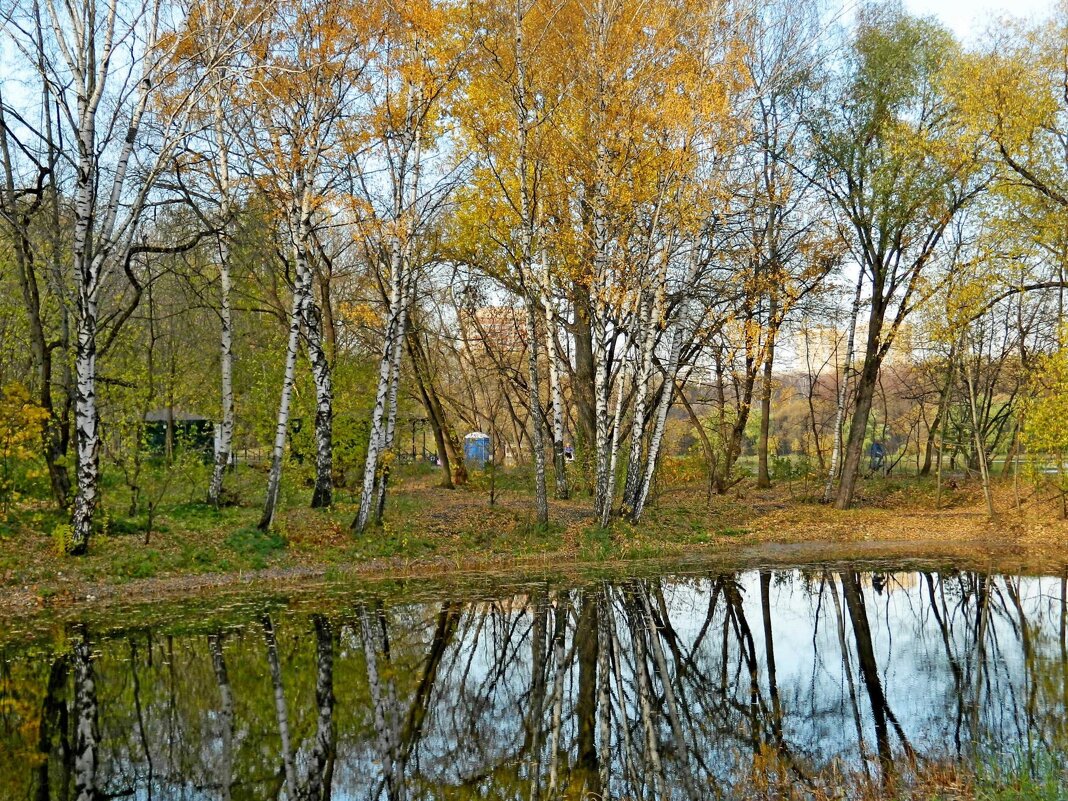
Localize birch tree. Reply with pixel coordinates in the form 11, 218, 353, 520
353, 1, 468, 533
172, 0, 260, 507
10, 0, 217, 553
249, 0, 376, 529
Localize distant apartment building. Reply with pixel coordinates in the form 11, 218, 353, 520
463, 305, 528, 355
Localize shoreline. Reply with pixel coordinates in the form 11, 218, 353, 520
2, 529, 1064, 622
3, 477, 1066, 621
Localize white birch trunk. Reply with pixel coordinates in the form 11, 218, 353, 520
208, 634, 235, 801
46, 0, 197, 552
208, 236, 235, 507
262, 615, 298, 801
355, 280, 403, 532
374, 111, 423, 523
71, 267, 100, 554
208, 81, 235, 507
68, 80, 102, 554
631, 325, 684, 522
73, 628, 98, 801
629, 245, 702, 522
374, 290, 409, 524
259, 285, 303, 530
356, 100, 422, 532
621, 292, 659, 513
823, 269, 865, 502
526, 300, 550, 526
601, 359, 629, 528
359, 607, 405, 801
305, 616, 335, 801
291, 189, 333, 509
543, 289, 569, 500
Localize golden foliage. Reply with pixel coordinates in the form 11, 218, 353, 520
0, 383, 49, 512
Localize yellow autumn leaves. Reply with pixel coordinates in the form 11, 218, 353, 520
0, 383, 50, 513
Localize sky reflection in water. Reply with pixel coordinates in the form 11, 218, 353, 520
2, 566, 1067, 799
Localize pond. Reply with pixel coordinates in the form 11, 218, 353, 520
2, 562, 1067, 799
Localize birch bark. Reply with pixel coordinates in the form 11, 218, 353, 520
207, 52, 235, 508
208, 233, 235, 507
37, 0, 200, 552
542, 285, 569, 500
291, 188, 334, 509
259, 285, 303, 531
208, 634, 235, 801
262, 615, 298, 801
72, 627, 98, 801
355, 94, 422, 532
621, 290, 660, 513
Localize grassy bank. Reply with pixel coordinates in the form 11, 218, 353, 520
1, 461, 1067, 615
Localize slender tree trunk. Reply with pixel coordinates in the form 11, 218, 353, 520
756, 320, 778, 488
0, 90, 70, 507
291, 198, 334, 510
824, 270, 864, 504
208, 634, 235, 801
72, 627, 98, 801
68, 124, 101, 554
543, 297, 569, 500
356, 109, 421, 532
207, 80, 235, 507
602, 360, 628, 527
355, 288, 404, 532
407, 329, 465, 487
965, 357, 996, 520
834, 345, 881, 510
573, 289, 597, 465
208, 238, 235, 507
374, 297, 409, 525
631, 324, 684, 522
70, 270, 99, 555
259, 285, 303, 531
712, 367, 756, 493
304, 616, 336, 801
262, 615, 298, 801
592, 304, 612, 521
621, 292, 658, 512
920, 405, 941, 479
526, 302, 549, 526
921, 343, 957, 478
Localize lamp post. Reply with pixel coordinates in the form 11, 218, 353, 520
410, 417, 428, 460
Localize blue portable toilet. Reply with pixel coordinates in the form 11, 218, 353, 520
463, 432, 491, 467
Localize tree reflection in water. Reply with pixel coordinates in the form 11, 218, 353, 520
3, 567, 1067, 799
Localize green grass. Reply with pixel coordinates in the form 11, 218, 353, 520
223, 526, 287, 568
973, 748, 1068, 801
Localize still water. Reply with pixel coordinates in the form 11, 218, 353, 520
2, 564, 1067, 799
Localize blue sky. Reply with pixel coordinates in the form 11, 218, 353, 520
904, 0, 1055, 41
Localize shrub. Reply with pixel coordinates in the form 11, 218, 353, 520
0, 383, 49, 515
